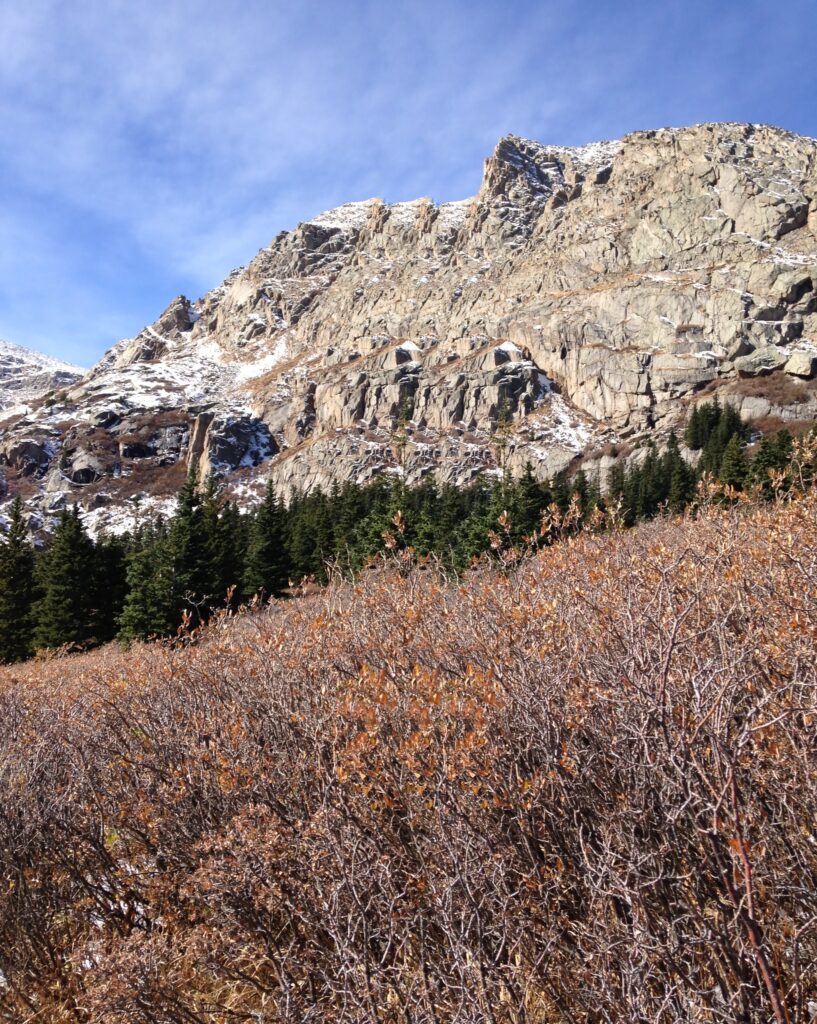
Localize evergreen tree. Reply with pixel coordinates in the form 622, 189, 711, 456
218, 501, 248, 603
200, 482, 242, 606
719, 434, 748, 490
117, 524, 177, 642
433, 484, 469, 564
311, 491, 336, 582
750, 435, 781, 498
32, 507, 95, 650
668, 460, 696, 513
511, 463, 548, 542
244, 483, 289, 598
684, 404, 704, 450
772, 429, 794, 472
572, 470, 590, 516
0, 497, 35, 663
168, 475, 214, 623
606, 462, 626, 505
91, 534, 129, 642
663, 433, 696, 513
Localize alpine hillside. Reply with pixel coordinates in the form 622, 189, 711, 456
1, 121, 816, 533
0, 340, 81, 417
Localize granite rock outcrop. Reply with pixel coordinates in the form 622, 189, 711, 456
1, 121, 816, 532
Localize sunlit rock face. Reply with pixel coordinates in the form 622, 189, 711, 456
2, 122, 817, 531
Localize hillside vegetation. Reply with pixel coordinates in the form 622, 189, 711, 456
1, 488, 817, 1023
0, 400, 807, 661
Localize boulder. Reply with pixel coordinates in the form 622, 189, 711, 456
784, 350, 817, 379
726, 337, 753, 361
0, 438, 52, 475
192, 414, 277, 481
734, 347, 788, 377
66, 450, 108, 485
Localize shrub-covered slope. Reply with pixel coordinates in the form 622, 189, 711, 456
1, 494, 816, 1022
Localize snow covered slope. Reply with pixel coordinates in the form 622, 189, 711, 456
0, 340, 83, 417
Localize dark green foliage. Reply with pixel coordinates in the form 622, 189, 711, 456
244, 483, 288, 598
0, 497, 35, 663
92, 534, 129, 642
719, 434, 749, 489
749, 429, 793, 498
117, 522, 178, 642
665, 432, 697, 512
32, 507, 96, 650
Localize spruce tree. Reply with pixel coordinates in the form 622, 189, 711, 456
168, 475, 212, 623
91, 534, 129, 642
684, 405, 704, 450
719, 434, 748, 490
433, 484, 468, 564
606, 462, 626, 504
0, 497, 35, 663
244, 483, 289, 599
663, 433, 696, 513
117, 524, 177, 642
773, 429, 794, 468
32, 507, 95, 650
750, 435, 781, 498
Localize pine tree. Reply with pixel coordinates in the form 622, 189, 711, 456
244, 483, 289, 599
684, 405, 704, 450
117, 524, 177, 642
200, 481, 241, 607
773, 428, 794, 467
168, 475, 213, 623
750, 435, 781, 498
0, 497, 35, 663
511, 463, 547, 542
719, 434, 748, 490
569, 470, 588, 523
432, 484, 468, 564
663, 433, 696, 513
606, 462, 626, 504
217, 501, 248, 604
91, 534, 129, 642
311, 491, 336, 582
32, 507, 95, 650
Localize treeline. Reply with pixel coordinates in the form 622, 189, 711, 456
0, 399, 809, 661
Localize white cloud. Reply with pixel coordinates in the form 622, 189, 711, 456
0, 0, 814, 365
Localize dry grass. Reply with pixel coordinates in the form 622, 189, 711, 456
1, 491, 817, 1022
727, 371, 813, 406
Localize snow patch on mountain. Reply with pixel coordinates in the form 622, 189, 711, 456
0, 340, 84, 415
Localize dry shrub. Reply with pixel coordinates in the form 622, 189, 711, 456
728, 372, 811, 406
1, 493, 817, 1023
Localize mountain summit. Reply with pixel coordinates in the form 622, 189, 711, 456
1, 122, 816, 531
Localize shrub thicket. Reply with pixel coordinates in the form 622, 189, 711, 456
1, 480, 816, 1022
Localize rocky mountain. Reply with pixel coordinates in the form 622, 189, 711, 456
0, 340, 82, 416
1, 121, 816, 533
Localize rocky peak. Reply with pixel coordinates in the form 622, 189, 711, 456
113, 295, 198, 367
1, 121, 816, 535
481, 133, 620, 207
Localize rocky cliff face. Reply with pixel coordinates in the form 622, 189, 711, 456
2, 122, 816, 531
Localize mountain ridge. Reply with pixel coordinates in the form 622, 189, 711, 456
1, 120, 816, 533
0, 339, 82, 417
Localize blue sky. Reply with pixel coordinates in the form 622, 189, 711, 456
1, 0, 815, 367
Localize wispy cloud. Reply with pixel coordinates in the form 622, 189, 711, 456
0, 0, 814, 365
